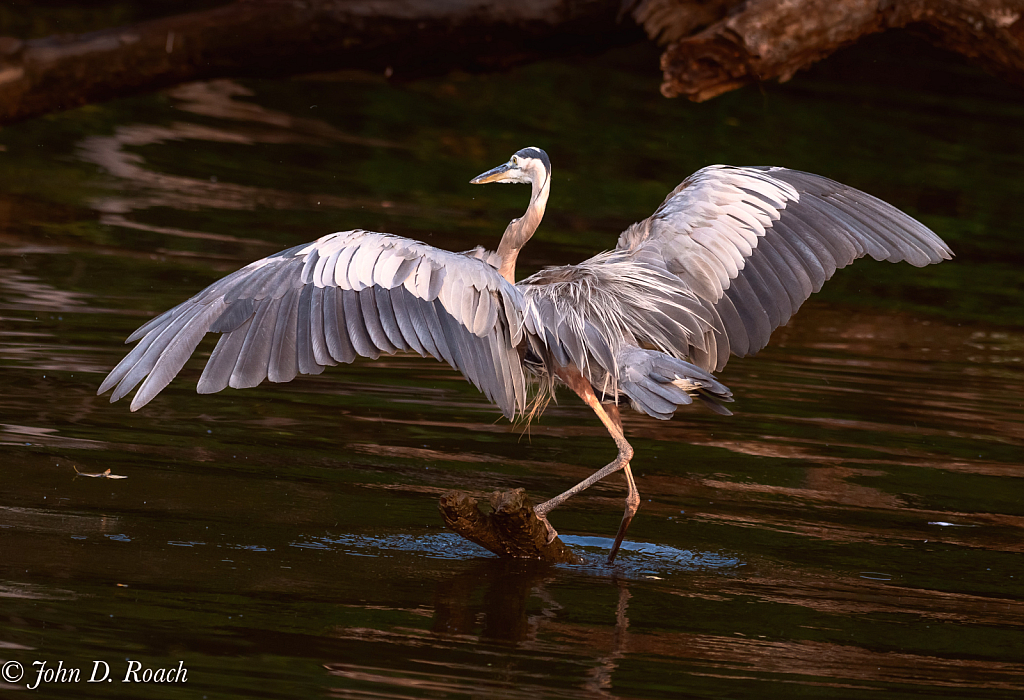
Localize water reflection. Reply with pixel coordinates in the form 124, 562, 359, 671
320, 554, 1024, 698
76, 78, 445, 260
328, 557, 635, 698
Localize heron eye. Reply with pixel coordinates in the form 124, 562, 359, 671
511, 156, 519, 166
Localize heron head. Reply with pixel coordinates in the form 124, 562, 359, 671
471, 147, 550, 186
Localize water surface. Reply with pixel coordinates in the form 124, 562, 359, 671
1, 35, 1023, 699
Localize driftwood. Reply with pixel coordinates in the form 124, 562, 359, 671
630, 0, 1024, 101
0, 0, 638, 126
439, 488, 582, 564
3, 0, 1023, 125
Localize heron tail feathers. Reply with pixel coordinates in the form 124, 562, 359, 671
616, 346, 733, 420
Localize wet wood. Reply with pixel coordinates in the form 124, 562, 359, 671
2, 0, 1023, 124
0, 0, 638, 126
439, 489, 582, 564
631, 0, 1024, 101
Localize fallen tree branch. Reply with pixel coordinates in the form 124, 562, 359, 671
439, 488, 582, 564
0, 0, 639, 126
3, 0, 1023, 124
633, 0, 1024, 100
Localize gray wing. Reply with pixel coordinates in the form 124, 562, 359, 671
617, 165, 953, 370
98, 230, 528, 418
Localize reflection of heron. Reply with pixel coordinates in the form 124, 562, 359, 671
99, 147, 951, 562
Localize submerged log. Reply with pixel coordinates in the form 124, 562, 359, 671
0, 0, 638, 126
439, 488, 582, 564
630, 0, 1024, 101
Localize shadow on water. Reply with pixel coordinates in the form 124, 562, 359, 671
0, 28, 1023, 700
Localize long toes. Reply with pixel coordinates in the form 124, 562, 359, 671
535, 513, 559, 544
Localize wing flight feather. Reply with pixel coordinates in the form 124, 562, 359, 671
98, 230, 529, 418
614, 165, 952, 369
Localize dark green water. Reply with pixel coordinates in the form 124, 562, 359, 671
1, 35, 1023, 699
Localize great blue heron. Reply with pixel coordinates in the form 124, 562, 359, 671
98, 147, 951, 563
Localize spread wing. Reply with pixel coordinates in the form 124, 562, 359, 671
617, 165, 953, 370
98, 230, 528, 418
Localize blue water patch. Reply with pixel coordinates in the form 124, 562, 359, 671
292, 531, 742, 577
293, 532, 491, 559
560, 536, 744, 577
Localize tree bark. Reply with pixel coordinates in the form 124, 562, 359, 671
2, 0, 1023, 125
439, 488, 582, 564
631, 0, 1024, 101
0, 0, 639, 126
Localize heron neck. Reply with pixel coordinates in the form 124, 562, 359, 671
497, 173, 549, 284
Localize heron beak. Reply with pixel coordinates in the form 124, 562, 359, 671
470, 162, 514, 184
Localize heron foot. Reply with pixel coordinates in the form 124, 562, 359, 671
535, 510, 559, 544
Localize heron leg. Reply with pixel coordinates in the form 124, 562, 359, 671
534, 367, 638, 563
608, 455, 641, 564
